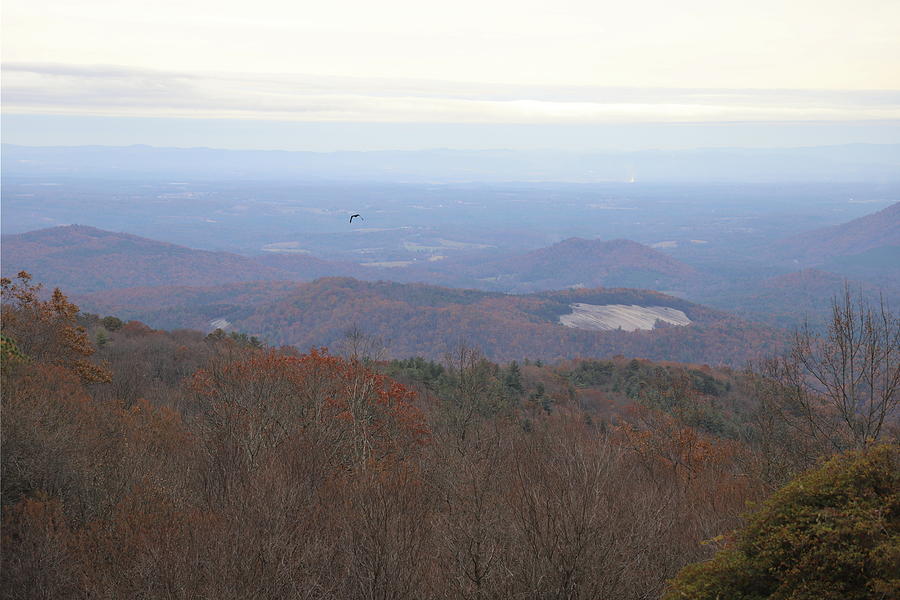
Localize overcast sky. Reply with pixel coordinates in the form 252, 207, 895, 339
3, 0, 899, 150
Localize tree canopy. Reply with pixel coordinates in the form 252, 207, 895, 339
665, 444, 900, 600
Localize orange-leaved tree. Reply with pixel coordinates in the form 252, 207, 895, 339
1, 271, 110, 383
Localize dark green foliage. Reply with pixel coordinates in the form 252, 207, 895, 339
635, 373, 735, 438
78, 313, 124, 332
665, 445, 900, 600
566, 359, 727, 399
503, 361, 524, 396
1, 333, 29, 374
386, 356, 529, 410
100, 316, 123, 331
203, 329, 263, 348
228, 331, 263, 348
95, 329, 109, 348
529, 381, 552, 413
689, 368, 729, 397
564, 358, 742, 437
568, 360, 616, 387
384, 356, 446, 389
525, 299, 575, 322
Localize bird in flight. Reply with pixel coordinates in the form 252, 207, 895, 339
349, 214, 363, 223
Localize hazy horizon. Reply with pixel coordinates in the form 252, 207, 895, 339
4, 1, 899, 151
4, 117, 900, 153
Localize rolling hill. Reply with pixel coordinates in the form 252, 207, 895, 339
697, 268, 888, 328
768, 203, 900, 297
1, 226, 702, 298
454, 238, 699, 294
0, 225, 361, 293
75, 277, 783, 366
775, 202, 900, 266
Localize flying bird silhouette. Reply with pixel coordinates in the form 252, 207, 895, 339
349, 214, 363, 223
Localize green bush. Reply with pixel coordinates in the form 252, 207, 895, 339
665, 444, 900, 600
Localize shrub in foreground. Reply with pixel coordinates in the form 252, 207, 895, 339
665, 444, 900, 600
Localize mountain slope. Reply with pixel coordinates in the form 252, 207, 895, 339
2, 225, 704, 297
471, 238, 699, 293
75, 277, 782, 366
776, 202, 900, 265
0, 225, 366, 293
0, 225, 293, 293
254, 252, 367, 280
697, 268, 889, 328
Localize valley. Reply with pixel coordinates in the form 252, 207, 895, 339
3, 192, 897, 335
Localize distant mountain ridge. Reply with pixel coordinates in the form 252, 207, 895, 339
776, 202, 900, 265
0, 225, 290, 293
2, 224, 784, 364
482, 237, 698, 293
4, 219, 892, 343
2, 225, 700, 297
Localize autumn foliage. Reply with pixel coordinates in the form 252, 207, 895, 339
78, 276, 785, 366
1, 306, 757, 599
1, 323, 432, 598
2, 276, 895, 599
189, 349, 428, 470
1, 271, 110, 383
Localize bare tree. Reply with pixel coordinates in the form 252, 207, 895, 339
758, 285, 899, 455
439, 344, 508, 443
338, 323, 388, 364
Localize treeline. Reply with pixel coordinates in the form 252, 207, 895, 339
2, 272, 897, 599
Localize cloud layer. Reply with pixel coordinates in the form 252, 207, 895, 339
4, 62, 900, 124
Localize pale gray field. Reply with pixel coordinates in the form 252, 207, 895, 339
559, 303, 692, 331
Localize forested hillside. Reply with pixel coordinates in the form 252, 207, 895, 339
74, 277, 783, 365
6, 219, 897, 334
697, 268, 886, 328
5, 0, 899, 597
3, 272, 897, 599
775, 201, 900, 264
474, 237, 699, 293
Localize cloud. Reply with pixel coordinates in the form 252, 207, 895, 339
3, 62, 900, 124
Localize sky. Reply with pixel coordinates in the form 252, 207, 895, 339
3, 0, 900, 150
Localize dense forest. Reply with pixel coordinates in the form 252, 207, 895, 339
2, 271, 898, 599
72, 277, 785, 366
